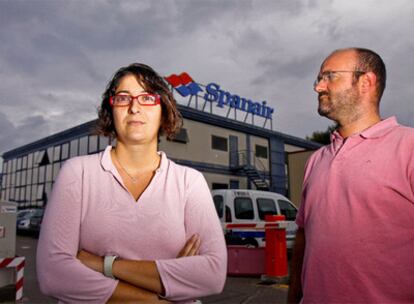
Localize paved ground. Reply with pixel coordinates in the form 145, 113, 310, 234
0, 235, 288, 303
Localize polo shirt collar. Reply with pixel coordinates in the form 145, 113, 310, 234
330, 116, 399, 143
359, 116, 399, 139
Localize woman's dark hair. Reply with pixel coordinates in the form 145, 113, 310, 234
95, 63, 182, 140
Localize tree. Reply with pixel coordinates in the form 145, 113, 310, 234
306, 124, 337, 145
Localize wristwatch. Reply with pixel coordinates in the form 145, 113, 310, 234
104, 255, 118, 279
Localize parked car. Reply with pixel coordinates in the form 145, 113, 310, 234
212, 189, 298, 248
17, 208, 44, 234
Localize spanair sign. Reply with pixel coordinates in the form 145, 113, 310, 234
165, 72, 274, 127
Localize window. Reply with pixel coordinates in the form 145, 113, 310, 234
35, 150, 47, 166
21, 170, 26, 186
27, 169, 32, 184
20, 187, 25, 202
25, 185, 31, 201
17, 158, 22, 171
169, 128, 189, 144
212, 183, 228, 190
89, 135, 98, 153
9, 188, 14, 200
99, 136, 110, 151
46, 164, 53, 182
16, 171, 21, 187
61, 143, 69, 160
36, 184, 44, 200
54, 145, 61, 161
278, 200, 297, 221
38, 166, 45, 183
53, 163, 61, 181
31, 185, 37, 201
12, 159, 17, 173
211, 135, 228, 152
32, 167, 39, 184
255, 144, 268, 159
234, 197, 254, 219
70, 139, 79, 158
213, 195, 224, 218
27, 153, 33, 168
22, 156, 27, 169
79, 136, 88, 156
47, 147, 53, 164
257, 198, 277, 220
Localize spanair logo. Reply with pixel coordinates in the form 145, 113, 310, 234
166, 72, 274, 120
165, 72, 202, 97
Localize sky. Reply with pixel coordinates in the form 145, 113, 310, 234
1, 0, 414, 157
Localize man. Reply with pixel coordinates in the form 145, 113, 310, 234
288, 48, 414, 303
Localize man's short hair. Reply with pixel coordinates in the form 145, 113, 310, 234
354, 48, 387, 101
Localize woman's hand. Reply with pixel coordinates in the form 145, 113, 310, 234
176, 234, 201, 258
77, 250, 104, 273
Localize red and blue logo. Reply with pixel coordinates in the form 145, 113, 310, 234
165, 72, 202, 97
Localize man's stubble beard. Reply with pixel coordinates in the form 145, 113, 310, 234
318, 86, 361, 124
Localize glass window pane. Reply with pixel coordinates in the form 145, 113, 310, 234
32, 167, 39, 184
79, 136, 88, 156
26, 185, 31, 201
16, 171, 21, 187
34, 150, 45, 166
11, 173, 16, 187
28, 153, 33, 168
20, 187, 25, 202
2, 174, 6, 188
70, 139, 79, 158
53, 163, 61, 181
278, 200, 297, 221
234, 197, 254, 219
99, 136, 109, 151
12, 159, 17, 173
27, 169, 32, 185
1, 190, 5, 201
46, 164, 53, 182
31, 185, 37, 201
9, 188, 15, 200
213, 195, 224, 218
255, 145, 268, 159
39, 166, 45, 183
45, 182, 52, 201
257, 198, 277, 220
21, 170, 27, 186
89, 135, 98, 153
36, 184, 44, 200
47, 147, 53, 163
22, 156, 27, 169
54, 145, 61, 162
211, 135, 228, 152
17, 158, 22, 170
2, 161, 6, 173
61, 143, 69, 160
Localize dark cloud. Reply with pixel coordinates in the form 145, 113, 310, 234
0, 111, 50, 154
1, 0, 414, 161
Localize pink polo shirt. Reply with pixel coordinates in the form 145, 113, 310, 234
296, 117, 414, 303
37, 146, 227, 303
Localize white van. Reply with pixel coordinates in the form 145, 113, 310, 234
211, 189, 298, 249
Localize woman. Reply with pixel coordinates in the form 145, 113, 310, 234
37, 63, 227, 303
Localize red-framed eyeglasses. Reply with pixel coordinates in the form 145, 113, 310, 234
109, 93, 161, 107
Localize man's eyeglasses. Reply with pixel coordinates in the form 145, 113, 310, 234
314, 70, 366, 87
109, 93, 161, 107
